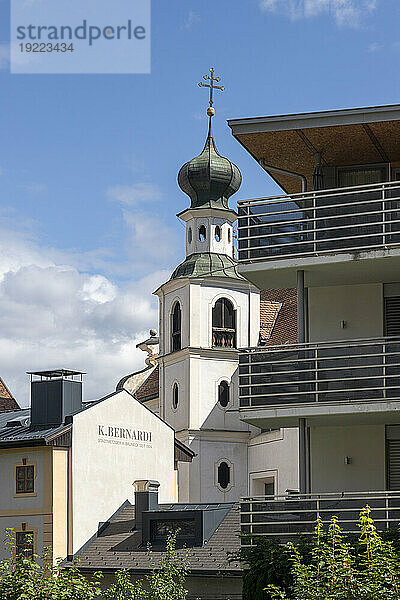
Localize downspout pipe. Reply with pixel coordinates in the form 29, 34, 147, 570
259, 160, 307, 193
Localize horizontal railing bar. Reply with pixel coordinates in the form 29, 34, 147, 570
240, 200, 400, 223
241, 217, 400, 241
239, 351, 400, 365
242, 492, 400, 500
240, 519, 400, 528
239, 362, 400, 377
238, 241, 400, 262
241, 205, 400, 229
240, 373, 400, 389
239, 385, 400, 399
240, 336, 400, 352
237, 180, 400, 206
239, 227, 400, 248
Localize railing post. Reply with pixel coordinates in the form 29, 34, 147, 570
313, 192, 317, 254
246, 204, 251, 261
297, 270, 306, 344
383, 339, 387, 400
386, 493, 389, 529
382, 183, 386, 247
297, 270, 307, 494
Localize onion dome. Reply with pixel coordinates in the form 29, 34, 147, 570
170, 252, 243, 281
178, 120, 242, 210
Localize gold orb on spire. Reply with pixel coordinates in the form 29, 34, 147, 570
198, 68, 224, 118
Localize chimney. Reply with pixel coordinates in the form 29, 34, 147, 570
28, 369, 84, 428
133, 480, 160, 529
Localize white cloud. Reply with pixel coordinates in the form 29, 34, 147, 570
107, 183, 163, 206
259, 0, 377, 27
0, 214, 172, 407
122, 209, 180, 267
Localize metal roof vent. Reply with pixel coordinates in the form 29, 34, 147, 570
28, 369, 85, 428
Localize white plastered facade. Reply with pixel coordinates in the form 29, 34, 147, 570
153, 205, 299, 502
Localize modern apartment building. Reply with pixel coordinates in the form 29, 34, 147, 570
228, 103, 400, 541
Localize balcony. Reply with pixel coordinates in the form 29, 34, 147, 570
237, 181, 400, 289
240, 491, 400, 545
239, 337, 400, 427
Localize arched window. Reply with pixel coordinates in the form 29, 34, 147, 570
215, 225, 221, 242
188, 227, 192, 244
228, 228, 231, 243
199, 225, 206, 242
172, 383, 179, 410
218, 381, 229, 408
171, 302, 182, 352
212, 298, 236, 348
217, 461, 231, 490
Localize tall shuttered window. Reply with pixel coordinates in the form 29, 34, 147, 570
388, 439, 400, 490
385, 296, 400, 336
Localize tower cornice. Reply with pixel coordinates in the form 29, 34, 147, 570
177, 206, 237, 223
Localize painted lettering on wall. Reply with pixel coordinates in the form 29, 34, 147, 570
97, 425, 152, 448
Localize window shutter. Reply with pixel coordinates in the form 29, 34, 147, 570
385, 297, 400, 336
388, 439, 400, 490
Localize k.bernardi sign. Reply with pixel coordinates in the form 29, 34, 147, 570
98, 425, 152, 446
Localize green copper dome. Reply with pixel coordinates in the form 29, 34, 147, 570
178, 120, 241, 210
170, 253, 243, 281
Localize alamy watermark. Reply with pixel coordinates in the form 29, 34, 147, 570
11, 0, 150, 74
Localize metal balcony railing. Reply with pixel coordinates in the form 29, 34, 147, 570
237, 180, 400, 262
239, 337, 400, 409
241, 491, 400, 545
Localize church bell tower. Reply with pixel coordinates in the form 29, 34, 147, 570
154, 69, 260, 502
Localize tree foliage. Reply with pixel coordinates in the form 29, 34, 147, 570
0, 529, 190, 600
265, 506, 400, 600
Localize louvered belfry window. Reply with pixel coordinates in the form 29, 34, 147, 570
385, 297, 400, 336
388, 439, 400, 490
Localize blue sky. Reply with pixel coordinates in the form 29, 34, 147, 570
0, 0, 398, 404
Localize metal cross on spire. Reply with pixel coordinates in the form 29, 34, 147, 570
198, 68, 224, 117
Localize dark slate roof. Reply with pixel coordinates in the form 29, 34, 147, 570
0, 420, 70, 447
0, 377, 20, 412
171, 253, 243, 281
135, 366, 159, 401
67, 503, 241, 575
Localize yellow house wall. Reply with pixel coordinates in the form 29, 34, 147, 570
0, 446, 53, 560
52, 447, 69, 562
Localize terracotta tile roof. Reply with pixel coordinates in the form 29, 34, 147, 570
67, 503, 241, 575
135, 366, 159, 401
260, 288, 297, 345
0, 377, 20, 412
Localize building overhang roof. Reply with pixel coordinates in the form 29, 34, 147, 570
228, 103, 400, 194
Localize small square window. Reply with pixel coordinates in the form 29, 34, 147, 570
16, 531, 34, 557
15, 465, 35, 494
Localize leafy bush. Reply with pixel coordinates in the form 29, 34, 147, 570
0, 529, 190, 600
264, 506, 400, 599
